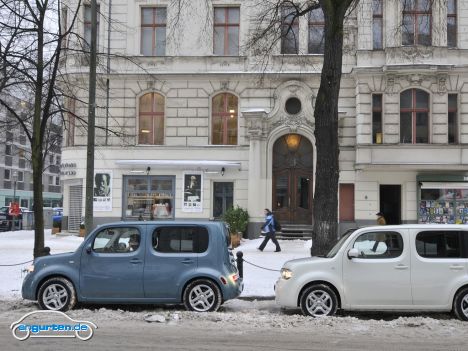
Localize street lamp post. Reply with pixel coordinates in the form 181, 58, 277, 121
12, 170, 17, 230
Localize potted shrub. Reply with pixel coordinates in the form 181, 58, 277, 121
79, 222, 86, 237
222, 206, 249, 248
52, 218, 61, 234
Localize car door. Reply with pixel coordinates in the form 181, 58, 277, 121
411, 229, 468, 307
80, 225, 145, 299
144, 225, 203, 300
342, 229, 412, 308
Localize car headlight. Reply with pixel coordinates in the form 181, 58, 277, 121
281, 268, 292, 280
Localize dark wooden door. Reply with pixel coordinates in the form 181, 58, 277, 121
272, 135, 313, 225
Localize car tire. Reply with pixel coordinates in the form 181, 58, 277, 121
183, 279, 222, 312
300, 284, 338, 317
37, 277, 76, 312
453, 287, 468, 321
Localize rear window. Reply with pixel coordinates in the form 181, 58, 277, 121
416, 231, 462, 258
152, 226, 209, 253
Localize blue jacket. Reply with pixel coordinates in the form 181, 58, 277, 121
261, 214, 275, 233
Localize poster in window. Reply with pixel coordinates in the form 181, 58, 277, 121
93, 170, 112, 211
182, 172, 202, 212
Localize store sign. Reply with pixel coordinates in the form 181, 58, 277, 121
60, 163, 77, 176
93, 170, 112, 212
182, 172, 202, 213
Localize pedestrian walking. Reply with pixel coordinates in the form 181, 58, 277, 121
257, 209, 281, 252
376, 212, 386, 225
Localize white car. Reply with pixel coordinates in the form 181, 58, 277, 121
275, 225, 468, 321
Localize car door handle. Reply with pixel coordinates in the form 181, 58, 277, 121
130, 258, 142, 264
181, 259, 195, 265
449, 265, 464, 271
394, 264, 409, 270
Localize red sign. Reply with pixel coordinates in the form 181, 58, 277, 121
9, 202, 20, 217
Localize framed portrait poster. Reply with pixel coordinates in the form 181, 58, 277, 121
182, 172, 202, 212
93, 170, 112, 211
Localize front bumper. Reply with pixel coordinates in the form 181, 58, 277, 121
275, 277, 298, 308
21, 272, 36, 300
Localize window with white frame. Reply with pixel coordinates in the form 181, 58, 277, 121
141, 7, 167, 56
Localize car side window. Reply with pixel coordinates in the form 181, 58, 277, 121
93, 227, 141, 253
353, 231, 403, 259
416, 231, 461, 258
152, 226, 209, 253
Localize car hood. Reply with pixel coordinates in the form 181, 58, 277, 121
34, 251, 78, 267
282, 256, 332, 270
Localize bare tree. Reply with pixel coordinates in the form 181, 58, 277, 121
248, 0, 357, 255
0, 0, 82, 258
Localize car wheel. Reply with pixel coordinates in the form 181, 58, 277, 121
37, 277, 76, 312
183, 279, 222, 312
300, 284, 338, 317
453, 287, 468, 321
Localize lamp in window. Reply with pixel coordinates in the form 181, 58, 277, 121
284, 134, 302, 151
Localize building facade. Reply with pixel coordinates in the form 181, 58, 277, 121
60, 0, 468, 235
0, 96, 62, 210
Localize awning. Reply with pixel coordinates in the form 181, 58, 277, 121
420, 182, 468, 189
115, 159, 241, 171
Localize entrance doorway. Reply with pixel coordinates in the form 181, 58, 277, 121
272, 134, 313, 224
379, 185, 401, 225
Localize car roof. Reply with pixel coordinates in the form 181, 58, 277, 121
99, 220, 226, 227
356, 224, 468, 232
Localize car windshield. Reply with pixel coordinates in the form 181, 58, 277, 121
325, 229, 355, 258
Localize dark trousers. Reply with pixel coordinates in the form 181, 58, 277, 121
258, 231, 281, 251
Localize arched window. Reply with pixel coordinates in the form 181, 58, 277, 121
400, 89, 429, 144
139, 92, 164, 145
212, 93, 238, 145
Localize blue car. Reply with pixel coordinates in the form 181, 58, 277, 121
22, 221, 243, 312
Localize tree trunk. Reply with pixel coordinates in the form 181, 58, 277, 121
33, 19, 46, 259
311, 3, 348, 256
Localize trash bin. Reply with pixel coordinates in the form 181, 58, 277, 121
22, 211, 34, 230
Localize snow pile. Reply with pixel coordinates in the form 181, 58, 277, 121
0, 230, 83, 299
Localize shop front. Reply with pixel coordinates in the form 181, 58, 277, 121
418, 174, 468, 224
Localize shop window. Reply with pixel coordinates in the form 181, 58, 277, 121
281, 6, 299, 54
138, 92, 165, 145
308, 7, 324, 54
372, 0, 383, 50
211, 93, 238, 145
152, 226, 209, 253
214, 7, 240, 56
124, 175, 174, 220
448, 94, 458, 144
447, 0, 457, 48
416, 231, 461, 258
372, 94, 383, 143
84, 4, 100, 49
400, 89, 429, 144
141, 7, 166, 56
402, 0, 432, 46
419, 186, 468, 224
353, 231, 403, 259
213, 182, 233, 218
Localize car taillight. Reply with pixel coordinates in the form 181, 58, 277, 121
220, 276, 227, 285
230, 273, 239, 283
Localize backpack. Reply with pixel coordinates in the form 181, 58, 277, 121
273, 217, 281, 231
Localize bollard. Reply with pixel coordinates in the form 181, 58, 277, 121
236, 251, 243, 279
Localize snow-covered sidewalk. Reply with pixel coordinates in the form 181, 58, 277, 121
0, 229, 311, 300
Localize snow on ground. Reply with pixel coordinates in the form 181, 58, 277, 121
233, 238, 311, 296
0, 230, 83, 300
0, 229, 310, 299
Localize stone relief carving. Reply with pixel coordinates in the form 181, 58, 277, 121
271, 113, 313, 132
437, 74, 447, 94
384, 72, 448, 95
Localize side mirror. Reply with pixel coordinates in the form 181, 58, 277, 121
347, 248, 359, 259
85, 243, 92, 254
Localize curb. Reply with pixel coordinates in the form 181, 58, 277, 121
237, 296, 275, 301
